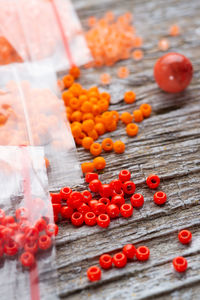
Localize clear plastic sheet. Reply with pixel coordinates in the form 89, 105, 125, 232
0, 146, 58, 300
0, 0, 91, 70
0, 63, 81, 189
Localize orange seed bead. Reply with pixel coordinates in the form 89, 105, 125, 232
120, 112, 133, 124
133, 110, 144, 122
113, 140, 125, 154
71, 111, 82, 122
88, 129, 99, 140
99, 92, 111, 103
82, 120, 95, 133
158, 38, 170, 51
62, 91, 73, 106
102, 138, 113, 152
124, 91, 136, 104
82, 113, 94, 121
169, 24, 180, 36
117, 67, 130, 79
132, 49, 143, 61
94, 123, 106, 135
90, 143, 102, 156
81, 101, 93, 113
62, 74, 74, 88
126, 123, 138, 137
82, 137, 94, 150
69, 97, 81, 110
93, 156, 106, 170
81, 162, 95, 173
140, 103, 152, 118
69, 66, 80, 79
106, 120, 117, 132
100, 73, 111, 85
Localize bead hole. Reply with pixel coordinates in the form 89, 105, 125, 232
176, 258, 184, 265
90, 267, 98, 273
139, 247, 147, 254
63, 187, 70, 194
41, 236, 47, 242
73, 213, 81, 219
116, 254, 122, 259
100, 215, 107, 221
123, 204, 130, 210
151, 179, 156, 183
103, 256, 110, 262
87, 213, 94, 218
181, 231, 188, 237
134, 194, 140, 199
157, 192, 163, 197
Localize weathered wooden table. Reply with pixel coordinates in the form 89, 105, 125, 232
56, 0, 200, 299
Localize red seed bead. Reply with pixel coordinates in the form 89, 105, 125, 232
136, 246, 150, 261
154, 191, 167, 205
71, 212, 84, 226
110, 179, 122, 193
85, 172, 98, 183
99, 197, 110, 207
120, 204, 133, 218
78, 203, 91, 215
93, 202, 107, 215
15, 207, 29, 221
131, 193, 144, 208
106, 204, 120, 219
123, 244, 136, 259
38, 235, 52, 250
34, 218, 47, 232
119, 169, 131, 182
50, 192, 61, 204
89, 179, 102, 193
4, 240, 18, 256
89, 199, 98, 209
99, 254, 113, 269
112, 188, 125, 198
84, 212, 97, 226
87, 266, 101, 282
61, 206, 74, 219
20, 251, 35, 268
173, 256, 188, 272
68, 191, 83, 209
7, 222, 19, 232
81, 190, 92, 203
60, 187, 72, 201
146, 174, 160, 189
113, 252, 127, 268
0, 209, 5, 223
25, 227, 39, 242
99, 184, 112, 198
1, 215, 15, 226
19, 220, 31, 233
52, 203, 61, 215
154, 53, 193, 93
178, 230, 192, 244
46, 224, 59, 237
24, 240, 38, 254
111, 195, 125, 208
97, 214, 110, 228
1, 227, 14, 240
123, 181, 136, 195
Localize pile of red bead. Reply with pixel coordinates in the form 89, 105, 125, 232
87, 243, 150, 281
0, 208, 58, 269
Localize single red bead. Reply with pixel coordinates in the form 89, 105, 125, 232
68, 191, 83, 209
24, 240, 38, 254
93, 202, 107, 215
146, 174, 160, 189
1, 227, 14, 240
89, 179, 102, 193
112, 188, 124, 198
84, 212, 97, 226
136, 246, 150, 261
81, 190, 92, 203
61, 206, 74, 219
99, 254, 113, 269
19, 220, 31, 233
7, 222, 19, 232
178, 230, 192, 244
131, 193, 144, 208
106, 204, 120, 219
78, 203, 91, 215
99, 184, 112, 198
20, 251, 35, 268
111, 195, 125, 208
120, 204, 133, 218
25, 227, 39, 242
87, 266, 101, 282
89, 199, 99, 209
99, 197, 110, 207
154, 191, 167, 205
46, 224, 59, 237
38, 235, 52, 250
85, 172, 98, 183
123, 181, 136, 195
50, 192, 61, 204
113, 252, 127, 268
123, 244, 136, 259
154, 53, 193, 93
52, 203, 61, 215
34, 217, 47, 232
119, 170, 131, 182
4, 239, 18, 256
0, 209, 5, 224
60, 187, 72, 201
1, 215, 15, 226
97, 214, 110, 228
110, 179, 122, 193
15, 207, 29, 221
71, 212, 84, 226
173, 256, 188, 272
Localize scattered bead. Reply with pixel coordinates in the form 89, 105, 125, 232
123, 181, 136, 195
121, 112, 133, 125
158, 38, 170, 51
119, 170, 131, 182
153, 191, 167, 205
89, 179, 102, 193
133, 110, 143, 123
99, 254, 113, 269
84, 212, 97, 226
132, 49, 144, 61
20, 252, 35, 268
178, 230, 192, 244
71, 212, 84, 227
87, 266, 101, 282
126, 123, 138, 136
169, 24, 180, 36
136, 246, 150, 261
106, 204, 120, 219
113, 252, 127, 268
146, 174, 160, 189
120, 204, 133, 218
93, 156, 106, 170
81, 162, 95, 173
85, 172, 99, 183
117, 67, 130, 79
100, 73, 111, 85
102, 138, 113, 152
124, 91, 136, 104
173, 256, 187, 272
131, 193, 144, 208
140, 103, 152, 118
97, 214, 110, 228
123, 244, 136, 259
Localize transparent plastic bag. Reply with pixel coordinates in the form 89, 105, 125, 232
0, 146, 58, 300
0, 63, 81, 189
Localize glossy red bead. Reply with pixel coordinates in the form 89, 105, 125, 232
50, 192, 61, 204
78, 203, 91, 215
99, 254, 113, 269
178, 230, 192, 244
1, 227, 14, 240
60, 187, 72, 200
61, 206, 74, 219
87, 266, 101, 282
120, 204, 133, 218
24, 240, 38, 254
110, 179, 122, 193
131, 193, 144, 208
123, 181, 136, 195
38, 235, 52, 250
154, 191, 167, 205
136, 246, 150, 261
4, 240, 18, 256
99, 197, 110, 207
7, 222, 19, 232
81, 190, 92, 203
84, 212, 97, 226
99, 184, 112, 198
89, 199, 98, 209
106, 204, 120, 219
52, 203, 61, 215
97, 214, 110, 228
25, 227, 39, 242
93, 202, 107, 215
119, 169, 131, 182
113, 252, 127, 268
89, 179, 102, 193
112, 188, 124, 198
46, 224, 59, 237
123, 244, 136, 259
71, 212, 84, 226
1, 215, 15, 226
68, 191, 83, 209
15, 207, 29, 221
111, 195, 125, 208
34, 218, 47, 232
20, 251, 35, 268
0, 209, 5, 223
154, 53, 193, 93
85, 172, 98, 183
146, 174, 160, 189
19, 220, 31, 233
173, 256, 188, 272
